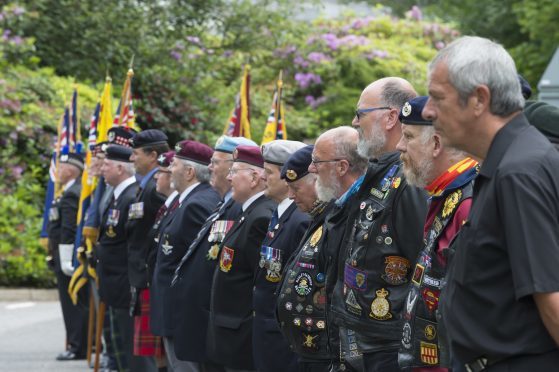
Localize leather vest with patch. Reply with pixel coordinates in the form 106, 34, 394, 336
277, 222, 332, 360
332, 163, 412, 343
398, 183, 473, 368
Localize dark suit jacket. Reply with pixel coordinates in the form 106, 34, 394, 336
48, 180, 81, 273
207, 193, 276, 370
150, 182, 220, 337
126, 173, 166, 288
252, 201, 310, 372
97, 180, 139, 308
172, 196, 243, 362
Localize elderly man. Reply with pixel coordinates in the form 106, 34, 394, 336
150, 140, 220, 372
208, 145, 276, 372
47, 152, 88, 361
423, 36, 559, 371
329, 78, 428, 371
252, 140, 309, 372
98, 145, 139, 371
171, 136, 256, 371
394, 96, 478, 371
277, 127, 368, 372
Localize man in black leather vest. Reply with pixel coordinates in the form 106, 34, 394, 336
330, 78, 428, 371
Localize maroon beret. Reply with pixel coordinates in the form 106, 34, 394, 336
157, 151, 175, 168
233, 145, 264, 168
174, 140, 213, 165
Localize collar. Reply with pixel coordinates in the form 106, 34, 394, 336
277, 197, 294, 218
63, 179, 76, 192
425, 157, 479, 198
242, 191, 266, 212
140, 166, 159, 189
336, 174, 365, 207
114, 176, 137, 200
165, 190, 179, 207
223, 189, 233, 204
479, 112, 527, 178
179, 182, 201, 204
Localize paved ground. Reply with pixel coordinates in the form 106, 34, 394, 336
0, 301, 89, 371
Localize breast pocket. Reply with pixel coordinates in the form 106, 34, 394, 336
448, 221, 475, 285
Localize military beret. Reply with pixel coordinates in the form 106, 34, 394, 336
281, 144, 313, 182
59, 152, 85, 171
214, 135, 257, 153
524, 101, 559, 143
129, 129, 168, 148
399, 96, 432, 125
157, 151, 175, 168
261, 140, 307, 166
174, 140, 213, 165
518, 74, 532, 100
92, 141, 108, 157
233, 145, 264, 168
107, 126, 137, 147
105, 144, 133, 163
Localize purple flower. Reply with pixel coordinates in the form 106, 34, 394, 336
222, 50, 233, 58
11, 165, 23, 179
2, 29, 11, 41
307, 52, 330, 64
410, 6, 423, 21
273, 45, 297, 58
295, 72, 322, 89
186, 36, 201, 45
0, 167, 4, 175
293, 55, 309, 68
13, 7, 25, 16
306, 36, 318, 45
9, 131, 18, 141
305, 95, 327, 109
170, 50, 182, 61
366, 49, 389, 60
0, 13, 4, 21
175, 41, 185, 50
11, 36, 23, 46
435, 41, 445, 50
338, 35, 369, 47
321, 33, 340, 50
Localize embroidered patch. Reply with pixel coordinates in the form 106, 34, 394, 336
161, 237, 173, 255
370, 187, 385, 199
425, 324, 437, 341
442, 189, 462, 218
344, 264, 367, 291
412, 263, 425, 285
405, 290, 418, 317
422, 287, 440, 313
402, 322, 412, 349
369, 288, 392, 321
302, 333, 319, 350
219, 246, 234, 272
423, 275, 442, 288
420, 341, 438, 365
294, 272, 313, 296
345, 289, 362, 316
313, 289, 326, 310
381, 256, 410, 285
207, 244, 220, 260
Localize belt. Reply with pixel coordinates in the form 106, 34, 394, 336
464, 357, 488, 372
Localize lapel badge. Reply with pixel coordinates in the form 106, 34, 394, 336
369, 288, 392, 321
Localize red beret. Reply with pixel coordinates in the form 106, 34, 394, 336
157, 151, 175, 168
233, 145, 264, 168
174, 140, 213, 165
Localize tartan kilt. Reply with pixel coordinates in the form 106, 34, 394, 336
133, 288, 164, 357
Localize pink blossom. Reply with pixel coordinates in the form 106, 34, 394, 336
186, 36, 201, 45
366, 49, 389, 60
410, 6, 422, 21
222, 50, 233, 58
305, 95, 327, 109
13, 6, 25, 16
338, 35, 369, 47
11, 165, 23, 179
435, 41, 445, 50
11, 36, 23, 45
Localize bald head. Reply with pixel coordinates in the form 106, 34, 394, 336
353, 77, 417, 159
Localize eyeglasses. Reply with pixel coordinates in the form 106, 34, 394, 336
311, 157, 346, 166
228, 167, 255, 176
354, 107, 391, 121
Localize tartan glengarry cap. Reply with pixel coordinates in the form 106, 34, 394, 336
129, 129, 168, 148
107, 126, 137, 148
60, 152, 85, 171
261, 140, 307, 166
281, 145, 313, 182
157, 151, 175, 168
233, 145, 264, 168
174, 140, 213, 165
105, 144, 133, 163
92, 141, 108, 157
399, 96, 432, 126
214, 135, 257, 153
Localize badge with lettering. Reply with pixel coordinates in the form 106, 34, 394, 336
370, 187, 385, 199
302, 333, 319, 351
206, 244, 220, 260
48, 207, 60, 221
412, 263, 425, 286
369, 288, 392, 321
345, 289, 362, 316
309, 226, 323, 247
161, 237, 173, 255
128, 202, 144, 219
344, 264, 367, 291
421, 287, 440, 313
381, 256, 410, 285
294, 272, 313, 296
107, 209, 120, 226
420, 341, 438, 365
442, 189, 462, 218
423, 275, 442, 288
219, 246, 234, 273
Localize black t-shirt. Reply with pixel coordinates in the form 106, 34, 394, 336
441, 113, 559, 364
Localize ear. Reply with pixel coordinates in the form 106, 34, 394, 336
148, 150, 159, 162
432, 133, 442, 158
385, 108, 399, 131
471, 85, 491, 116
337, 159, 350, 176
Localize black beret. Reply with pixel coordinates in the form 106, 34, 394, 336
105, 144, 133, 163
59, 152, 85, 170
174, 140, 213, 165
281, 145, 313, 182
518, 74, 532, 100
129, 129, 168, 148
524, 101, 559, 143
399, 96, 432, 125
107, 126, 137, 147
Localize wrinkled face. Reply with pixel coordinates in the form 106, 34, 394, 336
88, 156, 103, 177
154, 168, 173, 196
308, 139, 342, 202
396, 125, 435, 188
130, 148, 154, 176
227, 162, 258, 203
352, 88, 389, 159
208, 151, 233, 195
263, 162, 287, 202
58, 163, 76, 184
170, 158, 190, 193
287, 175, 318, 212
101, 159, 120, 187
423, 61, 472, 151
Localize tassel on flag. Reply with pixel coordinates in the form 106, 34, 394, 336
224, 65, 252, 139
261, 71, 288, 145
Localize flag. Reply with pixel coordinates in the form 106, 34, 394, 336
261, 71, 288, 144
224, 65, 251, 139
88, 103, 100, 150
69, 88, 83, 154
39, 151, 57, 243
116, 68, 139, 130
97, 77, 113, 144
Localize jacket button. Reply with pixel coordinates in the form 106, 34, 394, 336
252, 310, 256, 317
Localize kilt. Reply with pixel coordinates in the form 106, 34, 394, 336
133, 288, 164, 357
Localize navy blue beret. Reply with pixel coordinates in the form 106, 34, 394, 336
129, 129, 168, 148
399, 96, 432, 126
281, 145, 313, 182
105, 144, 133, 163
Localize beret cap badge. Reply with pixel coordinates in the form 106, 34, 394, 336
402, 102, 412, 117
286, 169, 298, 181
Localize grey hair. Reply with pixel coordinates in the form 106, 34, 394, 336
180, 159, 211, 183
429, 36, 524, 116
331, 127, 368, 175
380, 80, 417, 109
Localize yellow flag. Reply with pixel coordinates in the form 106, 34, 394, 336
97, 77, 113, 144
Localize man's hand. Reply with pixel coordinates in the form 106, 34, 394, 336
534, 292, 559, 347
